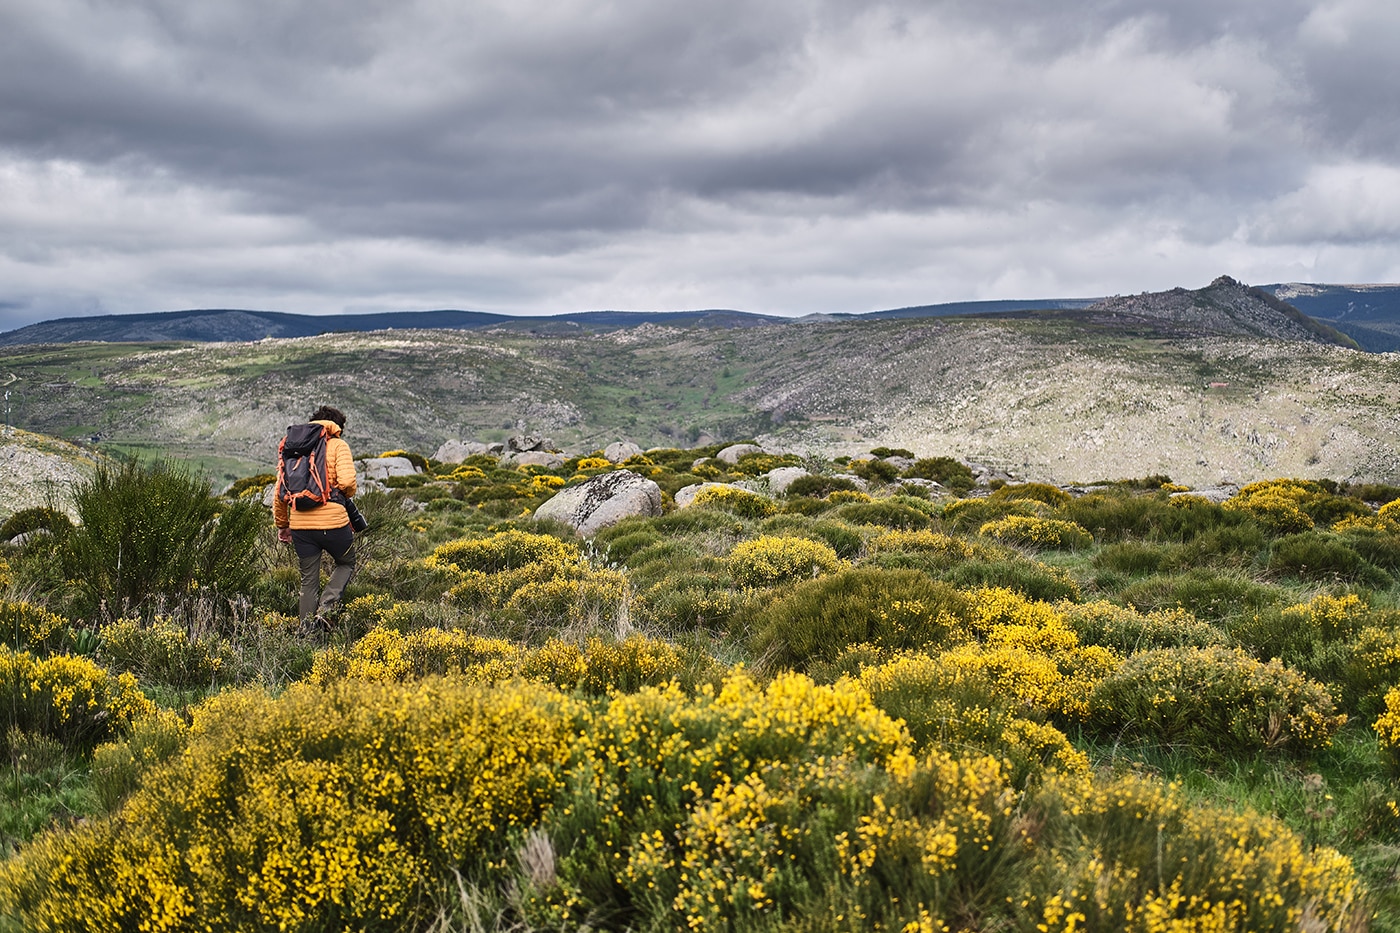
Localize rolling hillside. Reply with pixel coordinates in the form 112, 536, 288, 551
2, 276, 1395, 491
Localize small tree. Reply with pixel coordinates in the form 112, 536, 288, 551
35, 460, 263, 622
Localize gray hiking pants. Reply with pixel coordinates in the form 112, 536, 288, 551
291, 525, 356, 622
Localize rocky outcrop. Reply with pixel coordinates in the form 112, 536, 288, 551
434, 439, 492, 463
534, 470, 662, 537
604, 441, 644, 463
501, 450, 566, 470
507, 434, 556, 453
359, 457, 420, 480
0, 429, 100, 520
764, 467, 810, 494
717, 443, 764, 465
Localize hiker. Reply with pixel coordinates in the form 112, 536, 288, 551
273, 405, 359, 628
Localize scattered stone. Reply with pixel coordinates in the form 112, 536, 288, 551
831, 473, 869, 491
501, 450, 566, 470
717, 443, 764, 465
359, 456, 420, 480
1172, 485, 1238, 504
534, 469, 662, 537
764, 467, 811, 494
487, 442, 505, 455
604, 441, 644, 463
434, 439, 491, 463
896, 477, 944, 494
507, 434, 556, 453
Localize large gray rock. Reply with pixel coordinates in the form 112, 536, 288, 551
831, 473, 869, 491
501, 450, 566, 470
882, 455, 916, 472
604, 441, 644, 463
434, 439, 491, 463
1172, 485, 1239, 504
534, 470, 662, 537
717, 443, 764, 465
507, 434, 556, 453
765, 467, 811, 494
359, 456, 420, 480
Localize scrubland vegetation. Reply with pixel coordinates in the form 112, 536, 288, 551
2, 444, 1400, 931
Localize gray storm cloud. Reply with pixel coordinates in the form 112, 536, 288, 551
0, 0, 1397, 328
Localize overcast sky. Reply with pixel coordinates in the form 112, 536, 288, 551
2, 0, 1399, 330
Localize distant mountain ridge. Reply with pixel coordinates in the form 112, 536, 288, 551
0, 277, 1388, 349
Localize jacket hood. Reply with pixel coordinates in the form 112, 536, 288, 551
312, 419, 343, 437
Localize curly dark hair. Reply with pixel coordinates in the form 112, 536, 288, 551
310, 405, 347, 428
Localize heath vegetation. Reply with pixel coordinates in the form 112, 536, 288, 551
1, 449, 1399, 931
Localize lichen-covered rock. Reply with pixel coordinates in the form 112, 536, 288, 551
603, 441, 644, 463
717, 443, 764, 465
500, 450, 566, 470
434, 439, 491, 463
764, 467, 811, 494
534, 470, 662, 537
359, 456, 420, 479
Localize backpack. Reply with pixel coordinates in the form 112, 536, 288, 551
278, 423, 332, 511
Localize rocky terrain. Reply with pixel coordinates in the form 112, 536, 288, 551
1, 278, 1396, 491
0, 428, 101, 518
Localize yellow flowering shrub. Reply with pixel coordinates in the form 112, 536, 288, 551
978, 515, 1093, 550
867, 529, 1005, 562
449, 463, 487, 481
941, 495, 1048, 532
532, 473, 566, 490
826, 489, 872, 503
0, 556, 12, 589
1058, 600, 1226, 652
0, 646, 153, 751
989, 482, 1072, 508
426, 529, 579, 575
858, 652, 1090, 786
938, 642, 1118, 721
1024, 772, 1359, 932
0, 679, 579, 932
1374, 686, 1400, 774
0, 598, 71, 655
1280, 592, 1370, 640
725, 534, 844, 587
502, 566, 631, 628
574, 456, 613, 470
1222, 479, 1320, 533
691, 484, 780, 518
1089, 646, 1346, 752
100, 616, 232, 687
307, 625, 522, 684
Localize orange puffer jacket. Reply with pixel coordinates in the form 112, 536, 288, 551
272, 420, 359, 530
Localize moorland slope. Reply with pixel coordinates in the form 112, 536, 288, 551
1, 277, 1395, 489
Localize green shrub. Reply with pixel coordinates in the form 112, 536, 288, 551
1088, 645, 1346, 753
99, 617, 234, 689
757, 515, 865, 559
750, 567, 970, 670
850, 458, 900, 484
1176, 522, 1268, 566
1093, 541, 1171, 575
0, 507, 72, 544
903, 456, 974, 494
833, 500, 930, 530
869, 446, 915, 459
1267, 531, 1391, 586
1059, 491, 1170, 542
597, 529, 664, 564
725, 535, 844, 587
23, 460, 264, 622
91, 708, 191, 811
783, 474, 861, 498
939, 558, 1081, 603
1338, 527, 1400, 571
1060, 600, 1226, 652
1118, 569, 1281, 624
989, 482, 1071, 509
939, 496, 1045, 533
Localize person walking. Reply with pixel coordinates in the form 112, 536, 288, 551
273, 405, 359, 630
